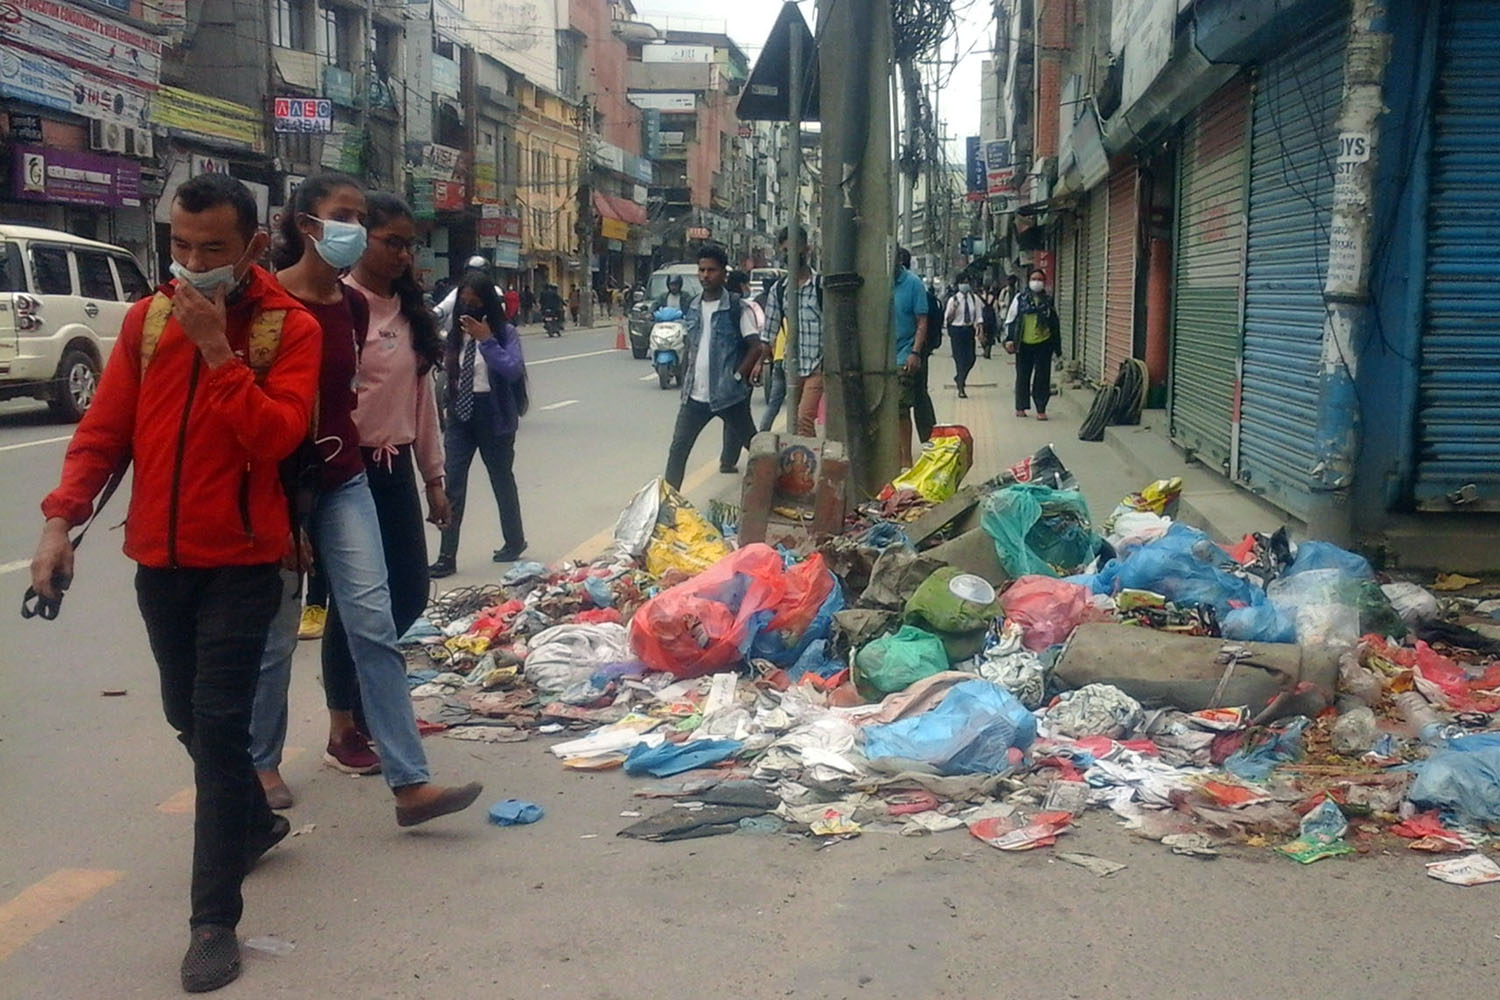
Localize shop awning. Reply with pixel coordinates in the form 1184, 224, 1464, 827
592, 192, 648, 226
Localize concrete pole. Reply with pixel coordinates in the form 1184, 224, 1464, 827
818, 0, 897, 496
785, 19, 803, 425
1309, 0, 1392, 543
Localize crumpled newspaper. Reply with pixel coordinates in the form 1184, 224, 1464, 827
1046, 683, 1144, 738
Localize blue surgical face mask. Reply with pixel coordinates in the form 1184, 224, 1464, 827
958, 283, 972, 293
307, 215, 368, 269
169, 244, 250, 296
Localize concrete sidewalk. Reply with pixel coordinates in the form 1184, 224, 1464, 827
935, 353, 1279, 543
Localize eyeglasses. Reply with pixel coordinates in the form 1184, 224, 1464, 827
374, 235, 416, 253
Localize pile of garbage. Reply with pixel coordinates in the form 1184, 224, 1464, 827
400, 447, 1500, 883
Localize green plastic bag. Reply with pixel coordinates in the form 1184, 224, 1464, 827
853, 626, 950, 701
981, 483, 1099, 579
905, 567, 1003, 662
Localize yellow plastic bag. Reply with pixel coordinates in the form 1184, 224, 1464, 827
890, 435, 969, 504
644, 482, 732, 577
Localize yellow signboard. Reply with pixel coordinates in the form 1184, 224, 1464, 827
601, 217, 630, 241
151, 86, 266, 153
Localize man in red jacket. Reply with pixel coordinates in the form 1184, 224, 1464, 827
29, 173, 322, 994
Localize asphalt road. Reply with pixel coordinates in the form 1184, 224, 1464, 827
2, 324, 1498, 999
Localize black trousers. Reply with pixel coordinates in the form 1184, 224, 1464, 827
440, 396, 525, 558
135, 562, 282, 929
1015, 340, 1055, 413
950, 325, 977, 389
664, 396, 756, 489
323, 444, 431, 715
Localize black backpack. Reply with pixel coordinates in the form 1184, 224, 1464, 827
923, 288, 944, 354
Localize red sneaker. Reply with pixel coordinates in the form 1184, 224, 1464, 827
323, 729, 381, 775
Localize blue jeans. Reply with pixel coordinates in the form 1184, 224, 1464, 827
759, 360, 786, 433
250, 472, 431, 789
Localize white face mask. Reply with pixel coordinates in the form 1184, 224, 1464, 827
1029, 280, 1045, 294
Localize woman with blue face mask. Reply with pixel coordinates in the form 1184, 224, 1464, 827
250, 172, 482, 826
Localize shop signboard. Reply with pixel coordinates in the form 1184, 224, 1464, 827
12, 144, 141, 208
274, 97, 333, 133
1, 0, 163, 83
152, 86, 265, 152
0, 46, 151, 128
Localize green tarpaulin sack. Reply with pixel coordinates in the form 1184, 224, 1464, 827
904, 566, 1004, 662
853, 626, 950, 700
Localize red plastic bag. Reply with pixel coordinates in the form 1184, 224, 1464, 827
765, 552, 836, 636
630, 544, 787, 679
1000, 575, 1106, 651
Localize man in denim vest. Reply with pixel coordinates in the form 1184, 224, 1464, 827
663, 245, 764, 489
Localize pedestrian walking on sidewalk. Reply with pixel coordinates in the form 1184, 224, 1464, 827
892, 247, 934, 469
31, 173, 323, 993
520, 284, 535, 325
663, 245, 765, 488
945, 280, 983, 398
255, 171, 482, 833
429, 274, 529, 576
759, 225, 825, 436
1004, 267, 1062, 420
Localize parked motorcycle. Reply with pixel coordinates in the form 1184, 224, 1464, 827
542, 308, 563, 338
649, 307, 687, 390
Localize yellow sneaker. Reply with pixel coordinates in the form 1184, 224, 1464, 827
298, 604, 327, 640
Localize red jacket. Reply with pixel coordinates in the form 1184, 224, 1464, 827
42, 266, 322, 569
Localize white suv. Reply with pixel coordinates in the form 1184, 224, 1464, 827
0, 225, 152, 421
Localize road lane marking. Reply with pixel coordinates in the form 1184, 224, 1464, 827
538, 399, 579, 411
528, 348, 617, 366
0, 435, 71, 453
0, 560, 30, 576
0, 869, 123, 963
158, 748, 302, 814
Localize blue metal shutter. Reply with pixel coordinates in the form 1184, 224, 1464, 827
1170, 76, 1249, 474
1415, 0, 1500, 509
1239, 22, 1346, 519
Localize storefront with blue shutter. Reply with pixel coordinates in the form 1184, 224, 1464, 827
1236, 18, 1348, 521
1408, 0, 1500, 510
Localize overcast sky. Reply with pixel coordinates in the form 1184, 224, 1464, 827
635, 0, 987, 161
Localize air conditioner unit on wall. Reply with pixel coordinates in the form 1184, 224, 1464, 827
89, 119, 154, 159
90, 119, 126, 153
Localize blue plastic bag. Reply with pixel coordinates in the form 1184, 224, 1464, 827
787, 639, 844, 681
750, 582, 846, 668
1283, 541, 1374, 582
1410, 744, 1500, 825
1223, 717, 1309, 782
623, 739, 743, 778
488, 799, 544, 826
1222, 602, 1298, 644
862, 680, 1037, 776
1095, 523, 1266, 619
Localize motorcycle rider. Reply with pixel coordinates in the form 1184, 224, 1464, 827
656, 275, 688, 312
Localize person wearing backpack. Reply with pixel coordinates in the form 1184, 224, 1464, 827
758, 226, 824, 436
1004, 267, 1063, 420
29, 173, 322, 993
663, 245, 764, 488
429, 273, 529, 575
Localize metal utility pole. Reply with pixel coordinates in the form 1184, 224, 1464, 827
576, 102, 595, 327
819, 0, 897, 495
